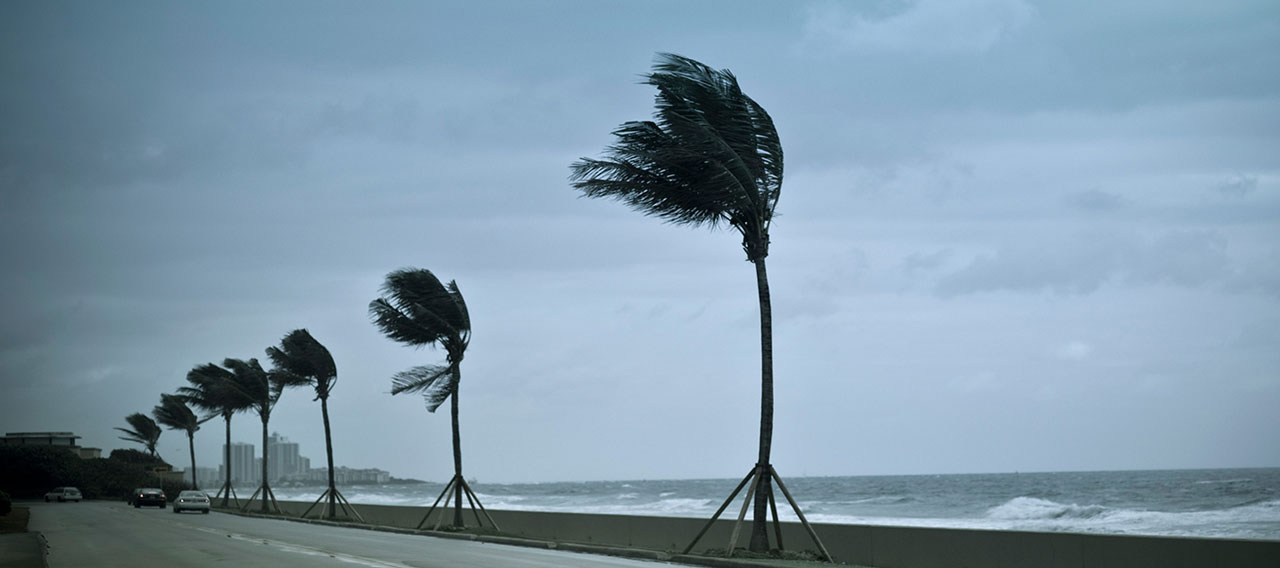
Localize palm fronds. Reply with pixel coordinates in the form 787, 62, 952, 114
390, 364, 457, 412
266, 328, 338, 400
570, 53, 782, 261
369, 268, 470, 364
220, 357, 306, 416
181, 363, 253, 421
115, 413, 162, 456
153, 393, 200, 433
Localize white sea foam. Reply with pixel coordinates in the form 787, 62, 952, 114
976, 497, 1280, 539
260, 469, 1280, 540
987, 497, 1110, 520
851, 495, 915, 505
1194, 478, 1253, 485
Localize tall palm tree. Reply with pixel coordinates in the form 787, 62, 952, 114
115, 413, 162, 458
221, 357, 308, 513
180, 362, 254, 506
370, 268, 496, 530
266, 329, 361, 521
153, 393, 202, 490
570, 53, 826, 558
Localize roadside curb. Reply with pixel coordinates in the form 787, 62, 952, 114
37, 532, 48, 568
213, 507, 827, 568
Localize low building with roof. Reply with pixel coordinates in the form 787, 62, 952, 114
1, 431, 102, 459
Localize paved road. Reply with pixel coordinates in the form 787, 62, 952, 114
29, 501, 677, 568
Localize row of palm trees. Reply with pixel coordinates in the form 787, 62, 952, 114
117, 330, 348, 518
113, 396, 201, 480
114, 270, 480, 527
115, 53, 823, 557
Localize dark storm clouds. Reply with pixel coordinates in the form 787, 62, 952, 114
2, 1, 1277, 481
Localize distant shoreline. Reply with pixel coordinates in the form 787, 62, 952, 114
254, 477, 429, 489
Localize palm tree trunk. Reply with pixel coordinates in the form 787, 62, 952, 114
261, 415, 270, 513
451, 367, 464, 528
222, 413, 232, 507
321, 395, 337, 519
188, 431, 198, 490
749, 257, 774, 553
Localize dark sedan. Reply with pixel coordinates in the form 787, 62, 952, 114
131, 488, 166, 508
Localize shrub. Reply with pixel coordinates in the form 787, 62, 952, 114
0, 490, 11, 516
0, 446, 183, 501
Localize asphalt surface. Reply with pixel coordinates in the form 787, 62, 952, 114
23, 500, 682, 568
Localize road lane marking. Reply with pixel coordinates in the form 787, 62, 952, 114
190, 526, 409, 568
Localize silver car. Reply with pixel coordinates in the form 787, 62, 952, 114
44, 487, 82, 502
172, 490, 210, 514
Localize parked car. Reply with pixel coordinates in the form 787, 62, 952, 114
44, 487, 82, 502
131, 488, 166, 508
173, 490, 210, 514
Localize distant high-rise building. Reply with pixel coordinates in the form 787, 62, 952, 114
185, 466, 220, 487
223, 442, 256, 484
268, 432, 304, 482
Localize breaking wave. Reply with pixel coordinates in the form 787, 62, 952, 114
987, 497, 1111, 520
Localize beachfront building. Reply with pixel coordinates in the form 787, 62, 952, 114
223, 432, 395, 485
336, 467, 390, 484
184, 466, 220, 486
1, 431, 102, 459
283, 466, 390, 484
222, 442, 257, 484
267, 432, 309, 481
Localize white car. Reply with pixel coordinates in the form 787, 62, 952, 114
172, 490, 210, 514
44, 487, 82, 502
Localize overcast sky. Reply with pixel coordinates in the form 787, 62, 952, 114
2, 1, 1277, 484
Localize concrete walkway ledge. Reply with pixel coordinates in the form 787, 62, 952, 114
0, 533, 47, 568
221, 508, 827, 568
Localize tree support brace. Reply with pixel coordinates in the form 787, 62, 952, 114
300, 487, 366, 523
240, 483, 284, 515
416, 474, 499, 531
213, 480, 240, 509
683, 464, 832, 562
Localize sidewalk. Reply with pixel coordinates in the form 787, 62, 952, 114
3, 503, 854, 568
224, 507, 863, 568
0, 533, 44, 568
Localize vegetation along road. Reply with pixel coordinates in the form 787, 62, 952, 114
29, 501, 676, 568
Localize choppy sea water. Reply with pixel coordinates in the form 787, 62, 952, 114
268, 468, 1280, 541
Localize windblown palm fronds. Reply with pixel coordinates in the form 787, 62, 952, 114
266, 329, 337, 400
266, 329, 353, 519
181, 362, 255, 505
570, 52, 782, 262
115, 413, 162, 457
568, 53, 822, 557
154, 393, 203, 489
222, 357, 308, 512
370, 268, 484, 528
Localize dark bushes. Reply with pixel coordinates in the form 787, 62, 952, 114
0, 446, 190, 501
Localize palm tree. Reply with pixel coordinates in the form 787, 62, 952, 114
369, 268, 496, 530
266, 329, 362, 522
221, 357, 308, 513
115, 413, 162, 458
153, 393, 202, 490
180, 363, 254, 506
570, 53, 827, 558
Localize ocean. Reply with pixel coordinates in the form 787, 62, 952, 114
268, 468, 1280, 541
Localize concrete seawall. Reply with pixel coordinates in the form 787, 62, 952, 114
261, 500, 1279, 568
